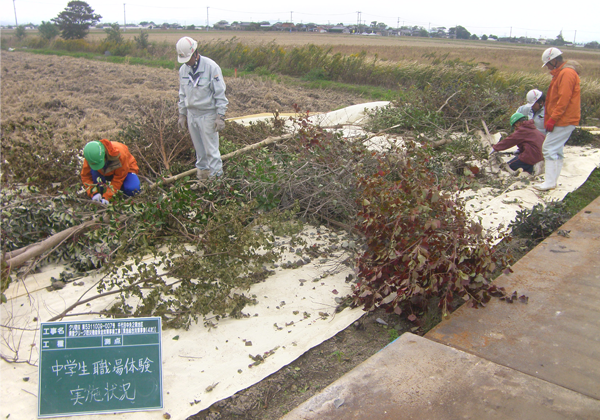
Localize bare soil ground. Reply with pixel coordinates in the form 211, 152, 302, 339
0, 50, 367, 146
1, 50, 402, 419
189, 310, 412, 420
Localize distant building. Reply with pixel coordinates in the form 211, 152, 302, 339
328, 25, 348, 33
276, 22, 295, 31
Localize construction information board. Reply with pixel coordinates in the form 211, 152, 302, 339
38, 317, 163, 418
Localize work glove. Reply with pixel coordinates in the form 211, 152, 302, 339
92, 193, 109, 205
214, 115, 226, 132
178, 114, 187, 131
545, 118, 556, 132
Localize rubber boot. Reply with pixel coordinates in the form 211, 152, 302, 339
532, 160, 545, 177
555, 158, 564, 187
534, 159, 558, 191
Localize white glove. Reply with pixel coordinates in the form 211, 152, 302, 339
214, 116, 225, 132
178, 114, 187, 131
92, 193, 109, 205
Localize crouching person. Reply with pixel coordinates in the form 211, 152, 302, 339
492, 113, 544, 175
81, 139, 141, 204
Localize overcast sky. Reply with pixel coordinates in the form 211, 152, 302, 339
1, 0, 599, 43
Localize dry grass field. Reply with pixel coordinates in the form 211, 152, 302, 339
81, 29, 600, 78
3, 28, 599, 78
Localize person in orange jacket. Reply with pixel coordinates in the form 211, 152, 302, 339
535, 48, 581, 191
81, 139, 141, 203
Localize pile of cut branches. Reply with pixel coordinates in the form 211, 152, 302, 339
1, 99, 512, 330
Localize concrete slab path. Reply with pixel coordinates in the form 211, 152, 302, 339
282, 196, 600, 419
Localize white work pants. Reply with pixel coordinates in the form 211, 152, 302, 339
542, 125, 575, 161
188, 112, 223, 177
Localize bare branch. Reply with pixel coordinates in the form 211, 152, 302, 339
437, 90, 461, 113
152, 133, 293, 187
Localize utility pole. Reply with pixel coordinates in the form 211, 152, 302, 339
290, 11, 293, 32
206, 7, 209, 31
510, 26, 512, 38
12, 0, 18, 27
397, 17, 399, 29
574, 30, 577, 44
123, 4, 126, 31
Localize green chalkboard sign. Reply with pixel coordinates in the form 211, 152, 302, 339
38, 317, 162, 418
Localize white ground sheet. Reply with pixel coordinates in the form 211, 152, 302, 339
2, 102, 598, 419
1, 226, 361, 419
463, 144, 600, 235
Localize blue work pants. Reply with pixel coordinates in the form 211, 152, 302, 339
90, 170, 141, 197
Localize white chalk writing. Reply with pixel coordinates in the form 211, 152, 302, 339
69, 382, 136, 405
51, 357, 154, 377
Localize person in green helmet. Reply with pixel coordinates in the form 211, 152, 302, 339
491, 112, 544, 175
81, 139, 140, 203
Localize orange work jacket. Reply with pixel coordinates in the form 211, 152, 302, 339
545, 61, 581, 127
80, 139, 139, 200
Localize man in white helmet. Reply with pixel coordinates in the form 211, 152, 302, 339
516, 89, 546, 134
534, 47, 580, 191
176, 36, 228, 179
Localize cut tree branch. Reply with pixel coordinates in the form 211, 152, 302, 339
482, 120, 516, 176
3, 220, 99, 270
152, 133, 293, 187
437, 91, 461, 113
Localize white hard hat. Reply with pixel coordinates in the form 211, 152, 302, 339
176, 36, 198, 63
541, 47, 562, 68
526, 89, 543, 105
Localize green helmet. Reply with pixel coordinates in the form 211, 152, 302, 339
510, 112, 526, 127
83, 141, 106, 170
